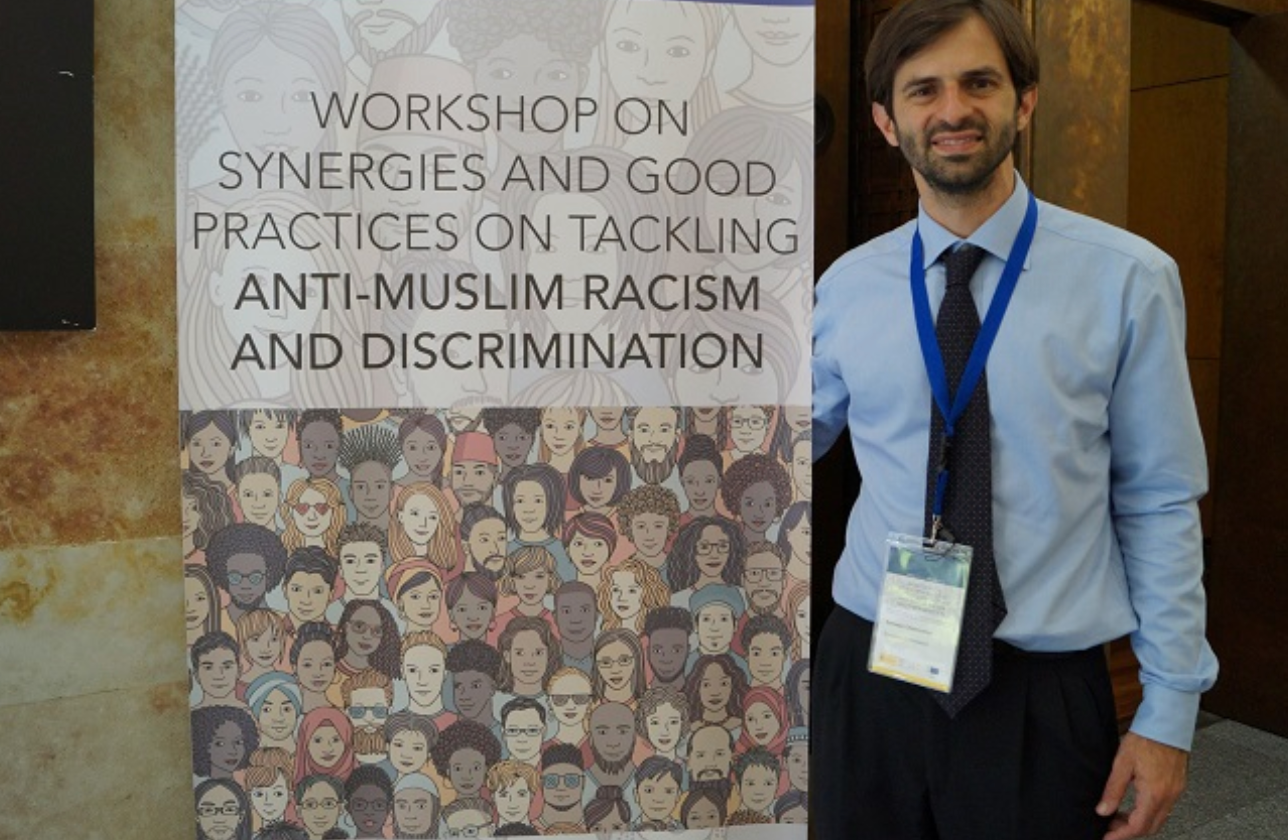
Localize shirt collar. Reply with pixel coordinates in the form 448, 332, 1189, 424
917, 172, 1033, 270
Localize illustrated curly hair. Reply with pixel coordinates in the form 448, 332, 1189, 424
430, 719, 502, 777
446, 0, 600, 66
720, 453, 792, 521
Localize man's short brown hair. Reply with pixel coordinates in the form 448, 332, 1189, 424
865, 0, 1039, 113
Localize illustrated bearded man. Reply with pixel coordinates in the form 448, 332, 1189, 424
625, 406, 682, 486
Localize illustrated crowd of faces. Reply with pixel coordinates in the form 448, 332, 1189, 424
177, 0, 814, 413
182, 403, 812, 839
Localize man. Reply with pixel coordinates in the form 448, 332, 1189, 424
643, 606, 692, 689
535, 744, 586, 831
343, 669, 395, 767
812, 2, 1216, 838
451, 431, 501, 510
730, 747, 779, 821
584, 701, 638, 806
460, 503, 508, 580
625, 406, 682, 486
446, 639, 503, 735
741, 614, 790, 692
634, 756, 684, 831
553, 581, 598, 670
499, 697, 546, 767
280, 547, 336, 634
686, 722, 734, 784
338, 423, 402, 533
327, 524, 396, 624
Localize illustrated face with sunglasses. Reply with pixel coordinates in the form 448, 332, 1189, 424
548, 673, 593, 729
347, 686, 391, 733
225, 551, 269, 609
344, 605, 385, 658
291, 487, 334, 539
541, 762, 584, 810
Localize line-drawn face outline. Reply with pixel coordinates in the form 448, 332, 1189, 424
196, 783, 245, 840
732, 4, 815, 68
299, 420, 341, 479
255, 687, 298, 744
399, 577, 444, 630
219, 39, 328, 161
402, 643, 447, 708
286, 572, 330, 626
198, 647, 239, 701
209, 719, 248, 777
393, 785, 438, 835
292, 487, 334, 540
294, 638, 336, 695
237, 472, 280, 528
246, 410, 290, 460
249, 774, 290, 824
297, 779, 343, 837
548, 672, 593, 729
342, 0, 438, 57
350, 461, 394, 522
603, 1, 712, 106
339, 540, 383, 599
449, 587, 494, 642
188, 423, 235, 483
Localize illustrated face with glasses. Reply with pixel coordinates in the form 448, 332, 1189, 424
347, 780, 391, 836
729, 406, 772, 453
297, 780, 343, 838
225, 551, 269, 608
343, 605, 385, 657
541, 763, 585, 809
291, 486, 334, 539
694, 523, 733, 581
196, 784, 244, 840
595, 640, 637, 695
444, 806, 494, 838
742, 549, 786, 612
502, 706, 546, 762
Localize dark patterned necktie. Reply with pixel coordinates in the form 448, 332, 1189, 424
924, 243, 1007, 717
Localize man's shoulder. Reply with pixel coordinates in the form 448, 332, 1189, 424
816, 219, 917, 291
1037, 200, 1177, 277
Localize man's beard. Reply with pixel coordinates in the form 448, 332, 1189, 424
391, 823, 435, 840
897, 114, 1016, 198
354, 727, 387, 757
346, 8, 437, 69
631, 443, 676, 485
590, 746, 634, 776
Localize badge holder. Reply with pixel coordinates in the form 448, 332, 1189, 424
868, 532, 973, 693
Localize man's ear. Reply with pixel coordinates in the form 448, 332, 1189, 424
1016, 86, 1038, 133
872, 101, 900, 148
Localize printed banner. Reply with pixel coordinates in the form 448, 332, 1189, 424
177, 1, 812, 838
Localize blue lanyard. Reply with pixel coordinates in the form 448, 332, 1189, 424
911, 192, 1038, 535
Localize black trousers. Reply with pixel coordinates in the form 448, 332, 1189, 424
812, 607, 1119, 840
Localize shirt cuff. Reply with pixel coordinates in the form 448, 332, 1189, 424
1128, 682, 1202, 752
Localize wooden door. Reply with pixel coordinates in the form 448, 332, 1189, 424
1203, 9, 1288, 736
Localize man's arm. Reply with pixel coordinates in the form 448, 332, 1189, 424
1098, 255, 1218, 837
812, 270, 852, 461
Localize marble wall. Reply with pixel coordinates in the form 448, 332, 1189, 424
0, 3, 192, 838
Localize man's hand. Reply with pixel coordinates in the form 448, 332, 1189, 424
1097, 732, 1189, 839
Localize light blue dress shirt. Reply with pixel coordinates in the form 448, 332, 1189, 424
812, 174, 1218, 751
